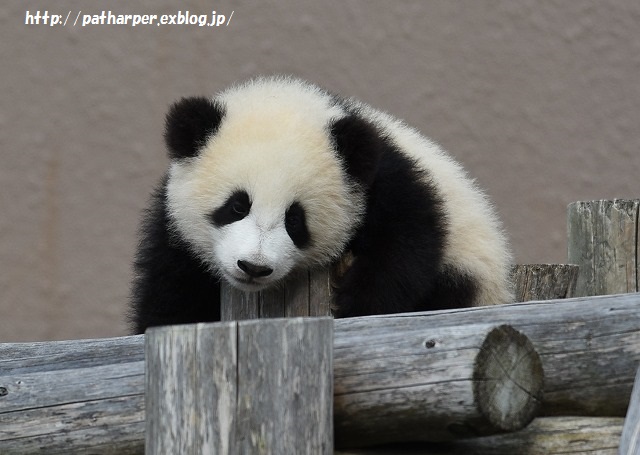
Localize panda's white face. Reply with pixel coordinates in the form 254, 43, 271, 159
167, 143, 363, 292
207, 190, 310, 292
165, 79, 366, 292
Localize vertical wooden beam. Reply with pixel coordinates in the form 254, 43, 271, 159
309, 267, 333, 316
145, 322, 237, 454
145, 318, 333, 454
235, 318, 334, 454
220, 268, 333, 321
567, 199, 639, 296
509, 264, 579, 302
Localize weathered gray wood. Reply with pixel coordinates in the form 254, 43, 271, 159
309, 267, 333, 316
220, 268, 333, 320
222, 261, 582, 320
568, 199, 640, 296
510, 264, 579, 302
0, 335, 144, 454
284, 268, 311, 316
145, 318, 333, 454
335, 293, 640, 418
620, 366, 640, 455
4, 294, 640, 451
221, 260, 585, 320
334, 323, 543, 446
449, 416, 622, 454
336, 417, 624, 455
220, 282, 261, 320
145, 322, 237, 454
235, 318, 334, 453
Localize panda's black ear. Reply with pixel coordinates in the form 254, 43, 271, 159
164, 97, 225, 160
330, 114, 384, 187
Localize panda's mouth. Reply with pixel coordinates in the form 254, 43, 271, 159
235, 276, 257, 286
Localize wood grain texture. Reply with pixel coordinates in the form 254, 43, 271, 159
220, 283, 261, 320
220, 269, 333, 320
145, 318, 333, 455
336, 417, 623, 455
620, 367, 640, 455
235, 318, 333, 454
4, 294, 640, 451
510, 264, 579, 302
335, 293, 640, 418
568, 199, 639, 296
145, 322, 237, 455
473, 326, 543, 432
333, 323, 542, 446
0, 335, 144, 454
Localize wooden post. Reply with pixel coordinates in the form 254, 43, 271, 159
145, 317, 333, 454
510, 264, 579, 302
620, 366, 640, 455
221, 268, 333, 320
568, 199, 640, 297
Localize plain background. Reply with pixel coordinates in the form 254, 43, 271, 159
2, 1, 639, 341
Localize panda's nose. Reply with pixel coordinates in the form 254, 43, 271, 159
237, 260, 273, 278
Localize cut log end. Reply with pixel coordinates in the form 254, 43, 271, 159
473, 325, 544, 432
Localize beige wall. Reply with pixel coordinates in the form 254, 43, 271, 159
2, 1, 639, 341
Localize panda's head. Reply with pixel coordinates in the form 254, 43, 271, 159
164, 78, 384, 292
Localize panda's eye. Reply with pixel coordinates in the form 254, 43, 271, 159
210, 190, 251, 226
232, 200, 249, 216
285, 202, 310, 248
286, 212, 300, 229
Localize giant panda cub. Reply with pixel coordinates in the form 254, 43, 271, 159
130, 76, 513, 334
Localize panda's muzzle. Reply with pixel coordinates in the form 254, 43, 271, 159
237, 260, 274, 278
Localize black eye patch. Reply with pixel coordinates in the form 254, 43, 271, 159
210, 190, 251, 226
285, 201, 310, 248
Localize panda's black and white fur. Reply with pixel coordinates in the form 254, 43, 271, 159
130, 76, 513, 333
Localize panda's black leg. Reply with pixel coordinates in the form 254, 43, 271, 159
332, 249, 479, 317
332, 243, 437, 318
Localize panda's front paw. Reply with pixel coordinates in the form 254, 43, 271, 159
331, 290, 360, 318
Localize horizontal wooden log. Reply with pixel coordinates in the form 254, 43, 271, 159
336, 417, 624, 455
0, 322, 541, 451
333, 323, 542, 446
337, 292, 640, 418
0, 335, 144, 454
2, 293, 640, 451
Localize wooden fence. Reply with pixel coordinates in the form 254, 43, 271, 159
1, 199, 639, 454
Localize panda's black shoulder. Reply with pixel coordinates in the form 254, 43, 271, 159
129, 176, 221, 333
350, 132, 448, 257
